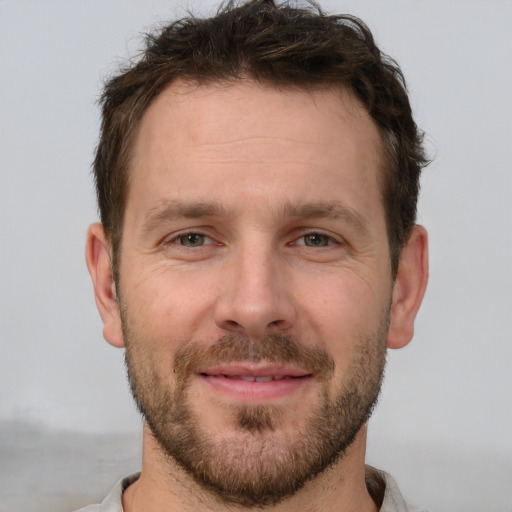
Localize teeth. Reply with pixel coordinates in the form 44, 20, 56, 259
235, 375, 284, 382
255, 376, 273, 382
220, 374, 290, 382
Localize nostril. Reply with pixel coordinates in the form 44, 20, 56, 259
214, 294, 296, 337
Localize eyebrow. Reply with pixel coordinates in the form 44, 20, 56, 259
141, 200, 228, 234
280, 202, 370, 235
140, 199, 370, 237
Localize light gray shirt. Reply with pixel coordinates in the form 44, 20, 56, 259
74, 466, 428, 512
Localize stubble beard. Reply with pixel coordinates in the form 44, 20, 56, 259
122, 315, 388, 508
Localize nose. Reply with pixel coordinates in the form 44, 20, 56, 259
213, 242, 296, 338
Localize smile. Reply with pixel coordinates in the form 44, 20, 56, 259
219, 375, 289, 382
198, 364, 313, 401
201, 373, 308, 382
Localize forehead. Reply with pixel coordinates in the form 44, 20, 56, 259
128, 79, 385, 219
134, 79, 382, 160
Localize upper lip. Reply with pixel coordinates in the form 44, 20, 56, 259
199, 363, 311, 378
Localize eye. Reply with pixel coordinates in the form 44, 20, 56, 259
176, 233, 208, 247
298, 233, 333, 247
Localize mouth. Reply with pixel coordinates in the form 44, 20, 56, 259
210, 374, 299, 382
198, 363, 313, 402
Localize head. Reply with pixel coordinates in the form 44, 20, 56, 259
94, 0, 428, 280
87, 0, 429, 507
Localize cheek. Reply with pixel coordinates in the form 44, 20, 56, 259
295, 270, 390, 362
122, 263, 217, 345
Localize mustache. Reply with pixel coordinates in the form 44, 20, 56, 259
173, 333, 335, 383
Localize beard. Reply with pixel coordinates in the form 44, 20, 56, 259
123, 314, 388, 508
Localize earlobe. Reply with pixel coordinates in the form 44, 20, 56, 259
85, 223, 125, 348
387, 225, 429, 349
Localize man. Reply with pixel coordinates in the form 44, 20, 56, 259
83, 0, 429, 510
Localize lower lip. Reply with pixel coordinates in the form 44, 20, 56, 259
200, 374, 312, 402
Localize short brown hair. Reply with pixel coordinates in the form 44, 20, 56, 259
94, 0, 428, 277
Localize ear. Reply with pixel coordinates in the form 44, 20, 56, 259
387, 225, 429, 349
85, 223, 125, 348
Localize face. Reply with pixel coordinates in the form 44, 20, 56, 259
116, 81, 394, 505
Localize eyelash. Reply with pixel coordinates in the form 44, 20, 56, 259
293, 232, 338, 248
164, 230, 215, 248
163, 230, 340, 249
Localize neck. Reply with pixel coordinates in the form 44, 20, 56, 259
122, 424, 378, 512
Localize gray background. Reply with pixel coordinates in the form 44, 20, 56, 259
1, 1, 511, 511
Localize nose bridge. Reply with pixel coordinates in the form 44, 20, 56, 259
214, 236, 295, 336
238, 238, 278, 306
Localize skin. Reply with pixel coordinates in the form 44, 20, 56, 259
86, 80, 428, 512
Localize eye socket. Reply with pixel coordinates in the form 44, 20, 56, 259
299, 233, 333, 247
177, 233, 208, 247
168, 231, 337, 250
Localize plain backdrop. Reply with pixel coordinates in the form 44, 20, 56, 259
1, 1, 511, 511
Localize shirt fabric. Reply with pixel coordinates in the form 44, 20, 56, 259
74, 466, 428, 512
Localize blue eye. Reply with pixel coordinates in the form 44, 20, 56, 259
178, 233, 206, 247
301, 233, 331, 247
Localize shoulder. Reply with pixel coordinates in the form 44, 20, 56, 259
72, 473, 140, 512
366, 465, 430, 512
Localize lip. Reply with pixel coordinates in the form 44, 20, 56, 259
198, 363, 313, 402
201, 363, 310, 378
